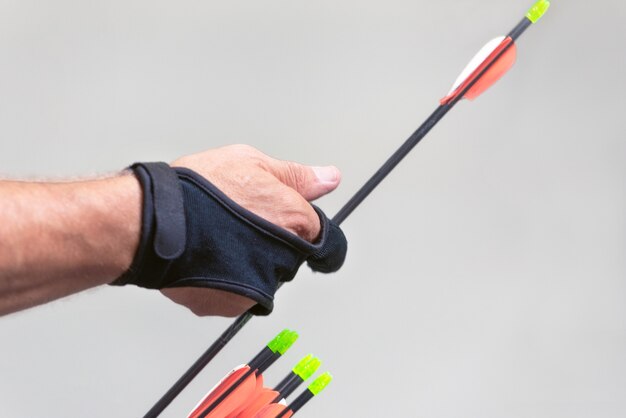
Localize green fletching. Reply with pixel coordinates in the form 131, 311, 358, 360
308, 372, 332, 396
268, 329, 299, 355
293, 355, 322, 381
526, 0, 550, 23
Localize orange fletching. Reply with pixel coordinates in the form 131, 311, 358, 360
252, 403, 292, 418
440, 36, 517, 105
187, 366, 262, 418
225, 374, 266, 418
233, 387, 281, 418
188, 367, 250, 418
465, 41, 517, 100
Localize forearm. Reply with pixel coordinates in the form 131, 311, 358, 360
0, 174, 141, 315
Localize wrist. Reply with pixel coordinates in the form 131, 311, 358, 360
65, 172, 142, 282
96, 173, 142, 281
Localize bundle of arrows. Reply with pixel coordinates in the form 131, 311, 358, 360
186, 330, 331, 418
143, 1, 551, 416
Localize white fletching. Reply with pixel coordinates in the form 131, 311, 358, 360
447, 36, 505, 95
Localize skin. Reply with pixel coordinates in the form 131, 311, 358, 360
0, 144, 341, 317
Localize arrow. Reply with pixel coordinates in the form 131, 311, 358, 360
332, 0, 551, 224
254, 372, 333, 418
143, 2, 551, 416
271, 354, 321, 403
440, 0, 551, 105
187, 329, 298, 418
235, 354, 322, 418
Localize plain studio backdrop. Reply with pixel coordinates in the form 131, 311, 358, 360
1, 1, 625, 417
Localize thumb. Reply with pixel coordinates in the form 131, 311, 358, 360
266, 159, 341, 201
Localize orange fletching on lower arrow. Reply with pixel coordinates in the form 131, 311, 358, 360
234, 386, 281, 418
225, 374, 266, 418
188, 366, 262, 418
203, 372, 259, 418
252, 403, 292, 418
188, 367, 250, 418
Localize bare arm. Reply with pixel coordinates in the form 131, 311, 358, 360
0, 174, 141, 315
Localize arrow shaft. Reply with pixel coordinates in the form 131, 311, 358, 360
196, 344, 283, 417
196, 366, 256, 418
273, 371, 299, 396
271, 372, 302, 403
142, 313, 252, 418
276, 389, 314, 417
332, 103, 452, 225
508, 17, 532, 41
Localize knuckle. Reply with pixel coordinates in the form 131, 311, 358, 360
284, 162, 308, 191
230, 144, 268, 170
229, 144, 259, 158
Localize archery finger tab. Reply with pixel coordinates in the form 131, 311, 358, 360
306, 209, 347, 274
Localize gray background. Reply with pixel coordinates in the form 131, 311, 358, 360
1, 0, 625, 417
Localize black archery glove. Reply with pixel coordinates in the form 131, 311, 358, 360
112, 162, 347, 315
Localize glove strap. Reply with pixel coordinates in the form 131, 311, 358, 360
133, 163, 186, 259
112, 162, 186, 287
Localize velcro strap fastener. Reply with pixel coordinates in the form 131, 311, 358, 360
132, 162, 186, 260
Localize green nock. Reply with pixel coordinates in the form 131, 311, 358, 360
293, 355, 322, 381
267, 329, 299, 355
308, 372, 332, 396
526, 0, 550, 23
278, 330, 299, 354
267, 329, 291, 353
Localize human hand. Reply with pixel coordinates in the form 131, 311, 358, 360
161, 145, 342, 316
